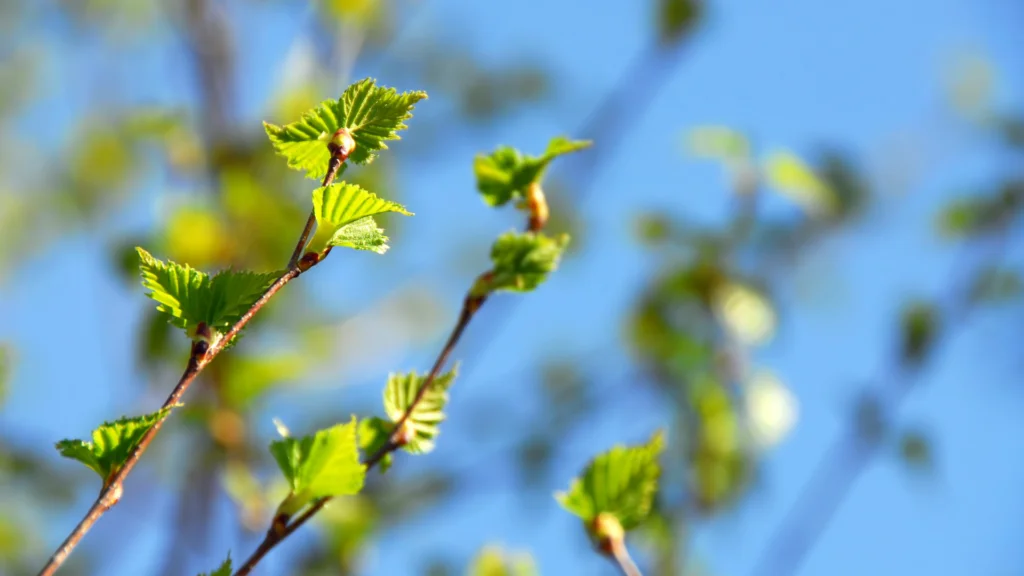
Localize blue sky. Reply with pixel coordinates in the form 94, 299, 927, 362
2, 0, 1023, 575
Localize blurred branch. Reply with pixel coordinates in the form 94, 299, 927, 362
35, 145, 351, 576
749, 231, 1015, 576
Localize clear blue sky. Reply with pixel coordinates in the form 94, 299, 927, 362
1, 0, 1022, 575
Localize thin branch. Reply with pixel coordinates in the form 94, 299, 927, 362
609, 541, 643, 576
230, 35, 694, 575
36, 147, 350, 576
232, 198, 545, 576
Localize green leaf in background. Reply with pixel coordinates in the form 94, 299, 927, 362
657, 0, 703, 46
763, 150, 838, 217
899, 301, 939, 366
474, 231, 571, 295
358, 416, 394, 473
55, 406, 175, 488
136, 248, 279, 339
969, 267, 1022, 304
937, 184, 1024, 238
264, 78, 427, 180
686, 126, 750, 161
473, 136, 591, 207
311, 182, 412, 254
382, 366, 459, 454
197, 554, 232, 576
468, 544, 538, 576
269, 417, 366, 516
555, 430, 664, 531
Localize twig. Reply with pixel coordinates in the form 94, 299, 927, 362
232, 196, 547, 576
609, 541, 643, 576
36, 141, 352, 576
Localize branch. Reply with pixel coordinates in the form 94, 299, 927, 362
36, 145, 350, 576
609, 541, 643, 576
232, 200, 547, 576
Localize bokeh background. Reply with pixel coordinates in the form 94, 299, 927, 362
1, 0, 1023, 575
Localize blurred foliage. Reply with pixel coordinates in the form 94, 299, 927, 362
937, 182, 1024, 238
899, 301, 940, 367
466, 545, 537, 576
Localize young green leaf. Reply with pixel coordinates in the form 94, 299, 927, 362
264, 78, 427, 180
473, 231, 571, 295
136, 248, 279, 339
269, 417, 366, 516
55, 406, 176, 489
197, 554, 232, 576
474, 136, 591, 207
763, 151, 838, 217
311, 183, 412, 254
382, 366, 458, 454
555, 430, 664, 532
358, 416, 394, 473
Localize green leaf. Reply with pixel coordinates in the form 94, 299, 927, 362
198, 554, 232, 576
311, 183, 412, 254
269, 417, 366, 516
555, 430, 664, 531
136, 248, 279, 339
382, 366, 459, 454
763, 151, 838, 217
55, 406, 176, 488
358, 416, 394, 473
264, 78, 427, 180
474, 231, 571, 295
686, 126, 750, 161
474, 136, 591, 207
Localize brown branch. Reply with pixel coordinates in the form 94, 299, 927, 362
36, 141, 353, 576
232, 195, 545, 576
608, 542, 643, 576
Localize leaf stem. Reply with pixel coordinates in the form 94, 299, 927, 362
38, 225, 322, 576
286, 149, 347, 268
608, 540, 643, 576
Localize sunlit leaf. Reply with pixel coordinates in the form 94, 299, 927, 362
763, 150, 837, 217
269, 417, 366, 516
474, 231, 571, 295
136, 248, 279, 339
555, 431, 664, 530
382, 367, 458, 454
311, 183, 412, 254
55, 406, 175, 488
473, 137, 591, 207
264, 78, 427, 180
